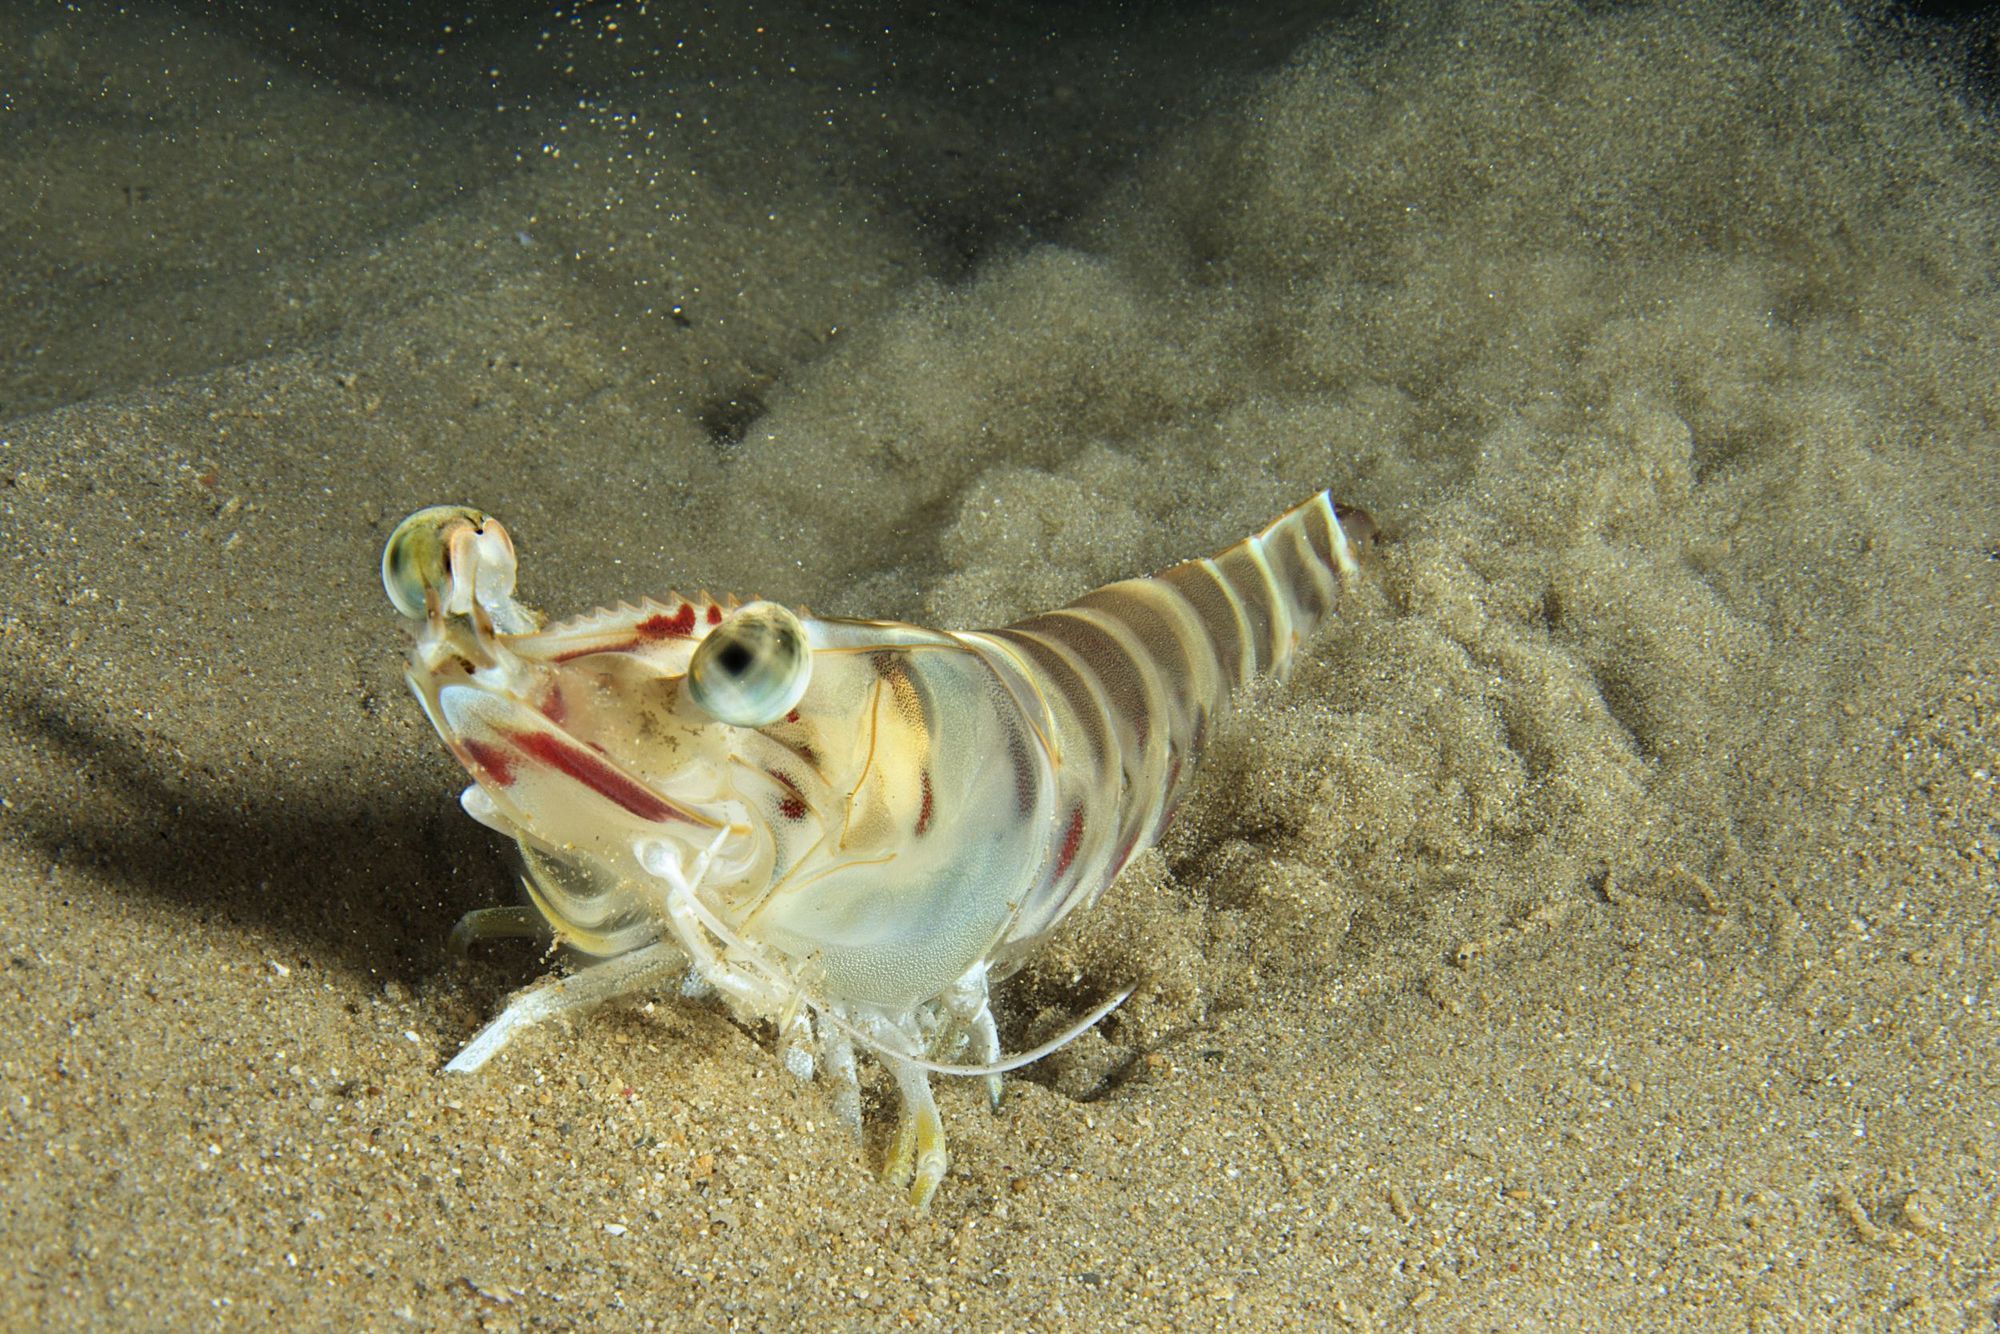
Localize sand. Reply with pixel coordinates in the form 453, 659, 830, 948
3, 0, 1997, 1326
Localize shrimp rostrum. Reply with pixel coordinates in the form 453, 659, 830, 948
382, 490, 1373, 1206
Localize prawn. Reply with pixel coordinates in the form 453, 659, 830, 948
382, 489, 1373, 1206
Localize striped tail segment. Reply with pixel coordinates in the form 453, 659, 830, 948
981, 490, 1374, 950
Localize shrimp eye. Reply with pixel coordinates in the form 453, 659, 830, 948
686, 601, 811, 726
383, 505, 488, 618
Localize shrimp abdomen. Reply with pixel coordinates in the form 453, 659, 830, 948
980, 490, 1374, 955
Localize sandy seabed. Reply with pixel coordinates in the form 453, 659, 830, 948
2, 1, 1997, 1327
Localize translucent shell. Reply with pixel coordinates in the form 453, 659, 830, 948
686, 600, 812, 726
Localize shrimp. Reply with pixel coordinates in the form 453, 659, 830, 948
382, 489, 1373, 1206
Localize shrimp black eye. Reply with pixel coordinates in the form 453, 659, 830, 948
686, 601, 810, 726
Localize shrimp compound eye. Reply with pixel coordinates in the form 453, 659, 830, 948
383, 505, 490, 618
686, 601, 811, 726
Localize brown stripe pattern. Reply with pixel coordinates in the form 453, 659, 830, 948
980, 490, 1372, 949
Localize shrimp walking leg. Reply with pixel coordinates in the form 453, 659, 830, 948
442, 941, 685, 1074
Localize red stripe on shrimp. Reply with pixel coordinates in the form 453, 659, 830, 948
1053, 806, 1086, 878
459, 738, 518, 787
507, 729, 693, 823
636, 604, 698, 640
